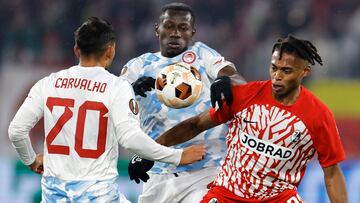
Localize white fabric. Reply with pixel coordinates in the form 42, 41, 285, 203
8, 65, 182, 181
138, 166, 219, 203
122, 41, 232, 174
9, 136, 36, 165
116, 121, 182, 166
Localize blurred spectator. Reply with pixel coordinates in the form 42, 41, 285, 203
0, 0, 359, 78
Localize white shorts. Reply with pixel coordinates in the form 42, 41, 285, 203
138, 167, 219, 203
41, 176, 131, 203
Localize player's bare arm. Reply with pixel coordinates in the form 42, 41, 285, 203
156, 111, 218, 146
323, 164, 348, 203
217, 65, 246, 85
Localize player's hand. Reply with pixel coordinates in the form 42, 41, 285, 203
132, 76, 156, 97
210, 76, 233, 109
28, 154, 44, 175
179, 144, 206, 165
128, 155, 154, 184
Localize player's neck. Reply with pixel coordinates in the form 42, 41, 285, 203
273, 86, 301, 106
78, 58, 107, 69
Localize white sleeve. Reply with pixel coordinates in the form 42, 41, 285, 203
8, 79, 45, 165
116, 121, 182, 165
197, 42, 236, 79
110, 80, 182, 165
121, 56, 146, 83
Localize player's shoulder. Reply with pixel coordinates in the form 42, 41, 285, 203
233, 80, 268, 92
193, 41, 210, 49
37, 66, 74, 85
301, 87, 332, 115
191, 41, 220, 57
114, 75, 133, 89
125, 52, 158, 68
46, 65, 76, 78
231, 80, 268, 102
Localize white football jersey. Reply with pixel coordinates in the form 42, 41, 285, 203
16, 66, 137, 180
9, 65, 182, 182
122, 41, 235, 173
8, 65, 184, 201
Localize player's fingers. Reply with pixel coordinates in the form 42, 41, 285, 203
217, 94, 223, 109
223, 89, 233, 106
212, 87, 223, 109
193, 144, 206, 150
140, 173, 150, 183
138, 89, 147, 97
144, 85, 152, 92
134, 178, 140, 184
210, 92, 216, 108
145, 77, 155, 88
190, 145, 206, 160
149, 77, 156, 88
210, 86, 219, 108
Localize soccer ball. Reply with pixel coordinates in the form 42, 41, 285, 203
155, 62, 202, 109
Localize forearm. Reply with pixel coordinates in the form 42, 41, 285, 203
217, 66, 246, 85
324, 165, 348, 203
156, 117, 202, 146
116, 123, 182, 165
9, 134, 36, 165
8, 105, 41, 165
156, 112, 218, 146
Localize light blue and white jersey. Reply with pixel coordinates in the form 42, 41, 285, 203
41, 176, 130, 203
122, 41, 235, 174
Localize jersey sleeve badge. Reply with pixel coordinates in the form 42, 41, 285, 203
128, 99, 139, 115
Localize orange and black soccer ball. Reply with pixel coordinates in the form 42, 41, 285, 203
155, 62, 202, 109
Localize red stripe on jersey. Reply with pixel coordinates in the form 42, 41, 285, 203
209, 81, 345, 199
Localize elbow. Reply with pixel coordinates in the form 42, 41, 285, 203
8, 122, 26, 142
8, 123, 16, 141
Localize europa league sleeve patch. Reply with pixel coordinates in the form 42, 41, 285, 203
129, 98, 139, 115
120, 66, 128, 75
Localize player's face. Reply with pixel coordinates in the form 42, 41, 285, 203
156, 10, 195, 57
270, 50, 310, 101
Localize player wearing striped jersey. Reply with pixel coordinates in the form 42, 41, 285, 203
8, 17, 206, 203
121, 2, 244, 203
156, 35, 348, 203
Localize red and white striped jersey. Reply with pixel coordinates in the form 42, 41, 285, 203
209, 80, 346, 200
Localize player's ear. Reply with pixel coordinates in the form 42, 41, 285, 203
105, 43, 116, 59
74, 45, 80, 58
192, 27, 196, 37
155, 23, 159, 37
303, 66, 311, 77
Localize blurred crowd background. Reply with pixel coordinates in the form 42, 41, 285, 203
0, 0, 359, 202
1, 0, 360, 79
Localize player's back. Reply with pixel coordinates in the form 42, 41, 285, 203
40, 65, 123, 181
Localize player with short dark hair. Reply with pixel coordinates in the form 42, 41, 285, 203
156, 35, 348, 203
8, 17, 206, 203
160, 2, 195, 27
121, 2, 245, 203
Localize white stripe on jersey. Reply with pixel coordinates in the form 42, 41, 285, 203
214, 104, 316, 199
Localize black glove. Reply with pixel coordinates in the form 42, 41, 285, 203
132, 76, 156, 97
128, 155, 155, 184
210, 76, 233, 109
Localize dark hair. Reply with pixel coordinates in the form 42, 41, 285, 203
272, 35, 323, 66
74, 17, 116, 58
160, 2, 195, 26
